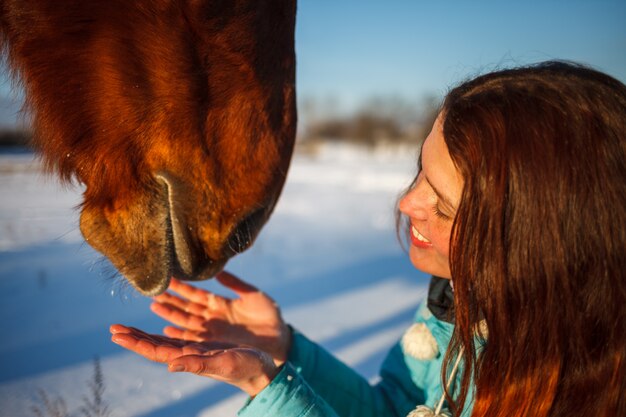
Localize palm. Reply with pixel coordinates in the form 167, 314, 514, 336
222, 287, 281, 330
151, 271, 290, 365
110, 324, 277, 396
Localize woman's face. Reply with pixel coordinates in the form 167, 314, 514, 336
399, 115, 463, 279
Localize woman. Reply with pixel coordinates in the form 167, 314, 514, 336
110, 61, 626, 416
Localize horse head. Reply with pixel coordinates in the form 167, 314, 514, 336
1, 0, 297, 295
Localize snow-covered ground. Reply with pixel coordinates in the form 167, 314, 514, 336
0, 143, 431, 417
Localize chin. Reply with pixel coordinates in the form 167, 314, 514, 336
408, 253, 451, 279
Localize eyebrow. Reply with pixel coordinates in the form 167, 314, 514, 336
419, 147, 457, 212
424, 175, 457, 212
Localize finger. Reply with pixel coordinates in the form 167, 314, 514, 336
169, 348, 275, 396
110, 324, 156, 339
153, 291, 184, 308
163, 321, 238, 346
182, 340, 238, 353
204, 292, 231, 314
150, 302, 207, 331
168, 351, 226, 375
153, 292, 206, 316
110, 324, 132, 334
110, 324, 188, 348
111, 332, 190, 363
169, 349, 253, 379
216, 271, 259, 296
169, 280, 233, 314
169, 279, 220, 305
162, 327, 238, 347
163, 326, 204, 342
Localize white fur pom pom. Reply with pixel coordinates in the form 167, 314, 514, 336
475, 319, 489, 339
407, 405, 436, 417
401, 322, 439, 360
406, 405, 451, 417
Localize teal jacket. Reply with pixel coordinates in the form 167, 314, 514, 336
238, 296, 474, 417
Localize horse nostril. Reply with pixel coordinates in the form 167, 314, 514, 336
226, 207, 267, 255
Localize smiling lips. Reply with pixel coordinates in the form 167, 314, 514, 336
411, 225, 432, 248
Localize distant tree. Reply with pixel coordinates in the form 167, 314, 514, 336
301, 94, 440, 146
411, 94, 440, 145
0, 128, 31, 147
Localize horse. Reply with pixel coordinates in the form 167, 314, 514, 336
0, 0, 297, 295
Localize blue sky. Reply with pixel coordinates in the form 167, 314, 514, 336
1, 1, 625, 124
296, 0, 626, 111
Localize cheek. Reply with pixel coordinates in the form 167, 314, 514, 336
430, 222, 453, 257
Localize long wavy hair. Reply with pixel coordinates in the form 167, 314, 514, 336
435, 61, 626, 416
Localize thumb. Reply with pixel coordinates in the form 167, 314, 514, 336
168, 352, 226, 376
168, 349, 277, 396
216, 271, 259, 296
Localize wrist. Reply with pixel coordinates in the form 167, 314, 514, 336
245, 364, 281, 397
273, 323, 293, 366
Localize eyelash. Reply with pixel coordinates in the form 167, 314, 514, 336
432, 204, 449, 220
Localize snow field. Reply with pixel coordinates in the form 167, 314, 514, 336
0, 143, 430, 417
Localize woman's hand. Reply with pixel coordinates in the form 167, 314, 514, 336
110, 324, 278, 397
150, 271, 291, 366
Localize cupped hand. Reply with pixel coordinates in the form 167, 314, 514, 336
110, 324, 278, 397
150, 271, 291, 365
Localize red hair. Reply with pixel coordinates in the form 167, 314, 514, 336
441, 62, 626, 416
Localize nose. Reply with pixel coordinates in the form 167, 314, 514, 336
399, 175, 430, 220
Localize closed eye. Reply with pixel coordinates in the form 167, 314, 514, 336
432, 203, 450, 220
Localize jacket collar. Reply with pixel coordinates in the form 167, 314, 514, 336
426, 276, 455, 324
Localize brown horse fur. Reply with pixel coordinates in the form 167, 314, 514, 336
0, 0, 297, 295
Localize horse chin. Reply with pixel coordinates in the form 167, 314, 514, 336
77, 180, 211, 297
155, 172, 252, 284
79, 175, 267, 296
174, 260, 226, 283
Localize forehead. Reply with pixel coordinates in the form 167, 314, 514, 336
421, 116, 463, 204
